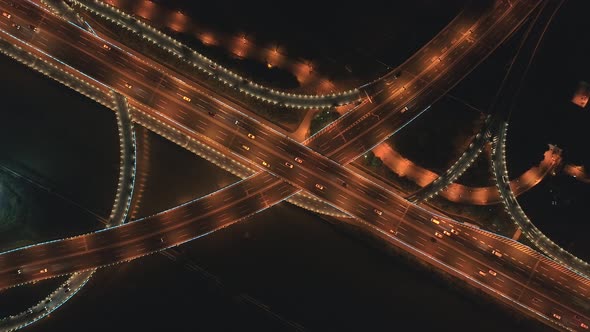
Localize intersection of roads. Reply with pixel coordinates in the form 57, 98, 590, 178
0, 0, 588, 330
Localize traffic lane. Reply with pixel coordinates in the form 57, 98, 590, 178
4, 0, 584, 316
202, 99, 588, 320
8, 5, 588, 316
313, 0, 537, 160
1, 178, 291, 289
422, 211, 590, 306
393, 213, 589, 325
314, 0, 510, 143
309, 0, 523, 154
0, 172, 288, 288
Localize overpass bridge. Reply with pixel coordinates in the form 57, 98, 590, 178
2, 1, 588, 330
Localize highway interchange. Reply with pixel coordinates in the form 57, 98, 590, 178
0, 0, 588, 330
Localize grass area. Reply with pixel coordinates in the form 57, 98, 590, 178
454, 151, 495, 187
0, 174, 24, 233
310, 109, 340, 135
390, 98, 485, 173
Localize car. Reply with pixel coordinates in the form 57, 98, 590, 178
247, 133, 256, 139
11, 23, 20, 30
551, 313, 561, 320
488, 269, 497, 276
64, 287, 71, 293
124, 82, 132, 89
491, 249, 502, 258
401, 106, 409, 113
2, 12, 11, 19
478, 270, 486, 277
341, 181, 347, 187
392, 70, 402, 79
581, 323, 589, 330
315, 183, 324, 190
284, 162, 293, 169
294, 157, 303, 164
209, 63, 217, 70
27, 309, 33, 314
450, 228, 459, 235
431, 217, 440, 225
160, 238, 164, 243
28, 24, 38, 32
261, 161, 270, 168
17, 269, 22, 275
208, 111, 215, 117
182, 95, 191, 102
39, 268, 48, 274
241, 145, 250, 151
102, 44, 111, 50
373, 208, 383, 216
443, 230, 451, 236
434, 231, 443, 239
44, 299, 50, 304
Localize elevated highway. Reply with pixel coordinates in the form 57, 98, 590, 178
1, 0, 588, 330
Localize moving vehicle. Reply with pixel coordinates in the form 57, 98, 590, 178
2, 12, 11, 19
208, 111, 215, 117
478, 270, 486, 277
401, 106, 409, 113
488, 270, 497, 276
284, 162, 293, 169
261, 161, 270, 168
315, 183, 324, 190
431, 217, 440, 225
102, 44, 111, 50
28, 24, 38, 32
124, 82, 132, 89
182, 95, 191, 102
39, 268, 48, 274
434, 231, 443, 239
491, 249, 502, 258
450, 228, 459, 235
247, 133, 255, 139
241, 145, 250, 151
294, 157, 303, 164
551, 313, 561, 320
443, 230, 451, 236
373, 209, 383, 216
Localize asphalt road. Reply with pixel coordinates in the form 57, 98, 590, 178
0, 0, 588, 330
